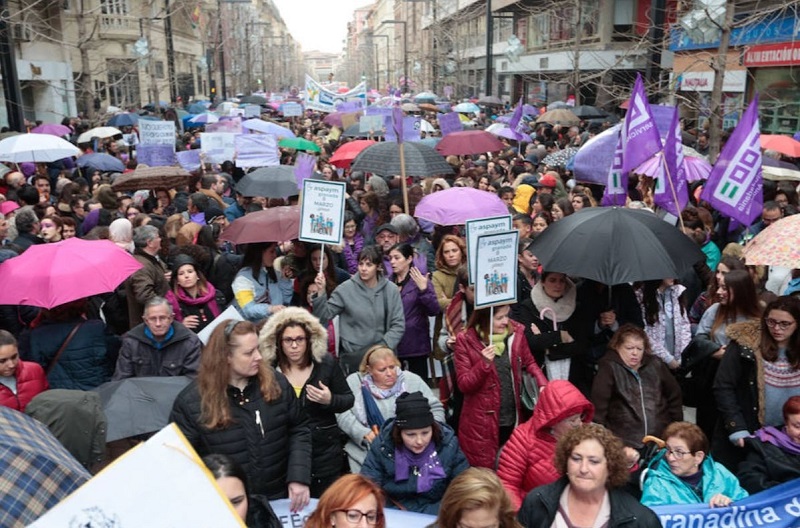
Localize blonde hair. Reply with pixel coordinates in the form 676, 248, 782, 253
437, 468, 521, 528
358, 345, 400, 374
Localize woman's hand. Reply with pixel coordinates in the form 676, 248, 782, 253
314, 273, 327, 290
712, 345, 726, 360
306, 381, 332, 405
530, 322, 542, 335
182, 315, 200, 329
269, 305, 285, 314
409, 267, 429, 291
622, 447, 640, 469
481, 345, 495, 361
288, 482, 310, 512
709, 494, 733, 508
559, 330, 574, 344
363, 430, 377, 445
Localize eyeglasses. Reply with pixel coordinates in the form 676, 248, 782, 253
766, 318, 795, 330
282, 336, 306, 347
336, 510, 381, 525
664, 447, 692, 459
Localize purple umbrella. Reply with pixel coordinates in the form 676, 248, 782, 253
31, 124, 72, 137
634, 153, 711, 183
414, 187, 510, 226
572, 124, 621, 184
323, 112, 346, 127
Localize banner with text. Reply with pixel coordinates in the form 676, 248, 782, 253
270, 499, 435, 528
465, 215, 512, 285
201, 133, 236, 164
139, 121, 175, 146
299, 179, 346, 245
474, 230, 518, 309
305, 75, 366, 113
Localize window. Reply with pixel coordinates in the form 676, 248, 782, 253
155, 61, 165, 79
100, 0, 128, 16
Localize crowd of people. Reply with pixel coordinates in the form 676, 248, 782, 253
1, 100, 800, 527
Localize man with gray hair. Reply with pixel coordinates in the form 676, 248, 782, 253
113, 296, 201, 380
125, 225, 169, 329
391, 213, 435, 272
11, 208, 42, 250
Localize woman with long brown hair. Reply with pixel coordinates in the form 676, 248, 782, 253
170, 320, 312, 511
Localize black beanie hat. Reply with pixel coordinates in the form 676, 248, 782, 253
394, 391, 434, 430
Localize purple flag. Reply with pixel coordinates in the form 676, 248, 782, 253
700, 95, 763, 226
602, 133, 626, 206
654, 107, 688, 217
391, 106, 404, 144
294, 153, 316, 188
507, 98, 523, 133
621, 75, 662, 177
438, 112, 462, 137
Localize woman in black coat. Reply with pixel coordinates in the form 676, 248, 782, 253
258, 307, 354, 498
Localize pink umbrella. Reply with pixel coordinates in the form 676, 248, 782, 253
634, 153, 711, 183
435, 130, 505, 156
0, 238, 142, 309
414, 187, 510, 226
31, 123, 72, 137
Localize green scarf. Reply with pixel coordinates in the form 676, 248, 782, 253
481, 327, 509, 356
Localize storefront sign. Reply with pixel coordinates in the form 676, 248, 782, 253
677, 70, 747, 93
745, 41, 800, 67
670, 9, 799, 51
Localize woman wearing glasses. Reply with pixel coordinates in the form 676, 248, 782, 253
259, 307, 354, 498
713, 296, 800, 469
304, 474, 386, 528
640, 421, 748, 507
170, 319, 312, 512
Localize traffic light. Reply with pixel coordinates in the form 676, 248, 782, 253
209, 79, 216, 101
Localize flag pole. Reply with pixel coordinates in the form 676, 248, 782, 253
400, 142, 409, 214
660, 154, 686, 232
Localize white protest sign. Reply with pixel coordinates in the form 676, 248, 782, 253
465, 215, 512, 285
474, 230, 518, 309
269, 499, 435, 528
139, 120, 176, 145
29, 424, 245, 527
299, 180, 346, 245
235, 134, 280, 168
359, 115, 384, 134
281, 102, 303, 117
198, 305, 244, 345
244, 105, 261, 118
201, 132, 237, 164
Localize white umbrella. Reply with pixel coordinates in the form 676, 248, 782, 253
241, 119, 296, 138
77, 126, 123, 143
419, 119, 435, 133
0, 134, 81, 163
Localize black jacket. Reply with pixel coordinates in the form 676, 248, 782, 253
170, 373, 312, 499
517, 477, 661, 528
739, 436, 800, 493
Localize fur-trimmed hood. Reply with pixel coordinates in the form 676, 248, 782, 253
258, 307, 328, 365
726, 319, 762, 353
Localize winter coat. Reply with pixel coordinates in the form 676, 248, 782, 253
0, 360, 48, 411
112, 321, 202, 380
739, 434, 800, 493
636, 284, 692, 366
394, 275, 440, 359
125, 249, 169, 329
336, 370, 443, 473
313, 273, 405, 374
20, 319, 119, 390
454, 320, 548, 468
233, 267, 294, 322
360, 418, 469, 515
165, 284, 221, 333
517, 476, 662, 528
170, 373, 312, 499
259, 308, 354, 483
432, 267, 457, 311
497, 380, 594, 509
641, 451, 748, 507
591, 350, 683, 448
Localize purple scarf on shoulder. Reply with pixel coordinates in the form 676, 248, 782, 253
754, 426, 800, 456
394, 441, 446, 493
343, 234, 365, 275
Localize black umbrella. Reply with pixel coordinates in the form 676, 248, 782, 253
239, 95, 268, 105
343, 123, 384, 138
571, 105, 607, 119
351, 141, 453, 178
529, 207, 705, 286
235, 165, 299, 198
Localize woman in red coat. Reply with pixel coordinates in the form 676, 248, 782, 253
454, 304, 547, 468
496, 380, 594, 510
0, 330, 48, 412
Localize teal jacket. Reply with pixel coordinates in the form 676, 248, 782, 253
641, 451, 748, 507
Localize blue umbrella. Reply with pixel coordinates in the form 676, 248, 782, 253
187, 102, 211, 114
138, 115, 162, 121
414, 137, 441, 148
106, 113, 138, 127
453, 102, 480, 114
77, 153, 125, 173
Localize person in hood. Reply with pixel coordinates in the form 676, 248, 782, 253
258, 307, 354, 498
313, 245, 405, 375
165, 254, 220, 333
497, 380, 594, 510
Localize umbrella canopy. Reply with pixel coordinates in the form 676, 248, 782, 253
529, 207, 706, 285
546, 101, 571, 110
573, 124, 621, 184
742, 214, 800, 268
76, 152, 125, 174
240, 95, 268, 105
111, 165, 192, 192
418, 103, 439, 112
77, 126, 122, 143
485, 123, 526, 141
93, 376, 193, 442
634, 153, 712, 183
414, 187, 510, 226
0, 238, 142, 309
242, 119, 296, 138
106, 112, 139, 127
30, 123, 72, 137
478, 96, 504, 106
413, 92, 438, 103
571, 105, 607, 118
351, 141, 453, 178
414, 137, 441, 148
401, 103, 421, 112
189, 112, 219, 124
419, 119, 435, 133
329, 139, 376, 169
0, 134, 81, 163
761, 134, 800, 158
542, 147, 580, 169
536, 109, 580, 126
187, 102, 211, 114
322, 112, 347, 127
453, 102, 481, 114
220, 205, 301, 245
343, 123, 384, 138
278, 137, 321, 152
0, 406, 91, 527
435, 130, 505, 156
235, 165, 299, 197
763, 157, 800, 181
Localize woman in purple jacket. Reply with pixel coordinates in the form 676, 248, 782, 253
388, 243, 441, 380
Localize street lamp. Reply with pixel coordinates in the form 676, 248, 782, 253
372, 33, 391, 90
246, 23, 271, 93
380, 20, 408, 94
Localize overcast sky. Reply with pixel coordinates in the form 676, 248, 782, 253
271, 0, 367, 54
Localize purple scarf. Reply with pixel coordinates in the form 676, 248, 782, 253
754, 426, 800, 456
394, 441, 446, 493
343, 234, 365, 274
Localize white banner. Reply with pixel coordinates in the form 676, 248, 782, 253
235, 134, 280, 168
299, 180, 346, 245
465, 215, 512, 285
201, 132, 236, 164
304, 75, 366, 113
474, 230, 518, 309
139, 121, 176, 146
269, 499, 435, 528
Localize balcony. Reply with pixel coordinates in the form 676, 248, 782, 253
98, 15, 140, 41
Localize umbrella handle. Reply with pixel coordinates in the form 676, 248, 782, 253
539, 307, 557, 331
